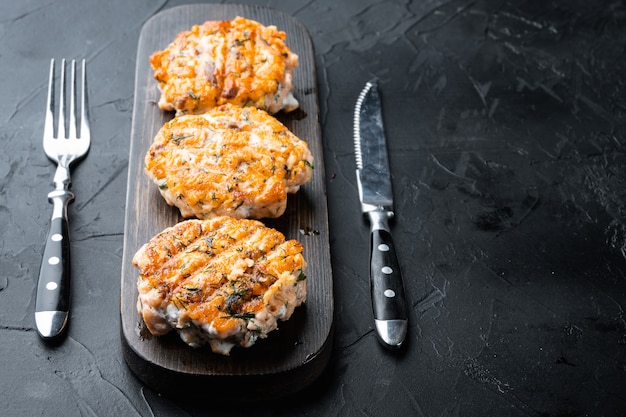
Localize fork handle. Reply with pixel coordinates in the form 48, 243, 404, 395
35, 190, 74, 339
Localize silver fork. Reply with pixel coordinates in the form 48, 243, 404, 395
35, 59, 90, 340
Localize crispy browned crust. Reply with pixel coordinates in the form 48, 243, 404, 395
144, 103, 313, 220
150, 16, 299, 115
133, 217, 307, 354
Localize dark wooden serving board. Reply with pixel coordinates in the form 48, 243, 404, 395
120, 4, 333, 399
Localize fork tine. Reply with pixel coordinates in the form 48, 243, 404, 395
44, 59, 55, 140
58, 58, 67, 139
68, 60, 77, 139
80, 60, 90, 140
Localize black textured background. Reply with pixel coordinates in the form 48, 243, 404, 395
1, 0, 625, 415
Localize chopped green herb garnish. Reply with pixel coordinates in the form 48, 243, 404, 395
231, 312, 256, 320
297, 270, 307, 281
171, 134, 192, 144
231, 38, 250, 48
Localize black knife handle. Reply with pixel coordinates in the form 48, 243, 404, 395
367, 210, 408, 348
35, 190, 73, 339
370, 228, 408, 320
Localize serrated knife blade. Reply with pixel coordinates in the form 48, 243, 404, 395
354, 80, 408, 349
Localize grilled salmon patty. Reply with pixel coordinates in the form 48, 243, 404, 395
144, 103, 313, 219
150, 16, 299, 115
133, 216, 307, 355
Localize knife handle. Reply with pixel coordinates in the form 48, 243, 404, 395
35, 190, 73, 339
368, 211, 408, 349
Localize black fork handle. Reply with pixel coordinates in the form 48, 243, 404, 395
35, 189, 74, 339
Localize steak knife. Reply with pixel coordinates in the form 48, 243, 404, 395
353, 80, 408, 349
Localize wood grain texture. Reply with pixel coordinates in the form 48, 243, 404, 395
120, 4, 333, 399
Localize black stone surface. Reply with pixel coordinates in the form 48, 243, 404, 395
1, 0, 625, 415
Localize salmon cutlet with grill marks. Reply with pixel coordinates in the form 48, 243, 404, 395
150, 16, 299, 115
133, 216, 307, 355
144, 103, 313, 219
